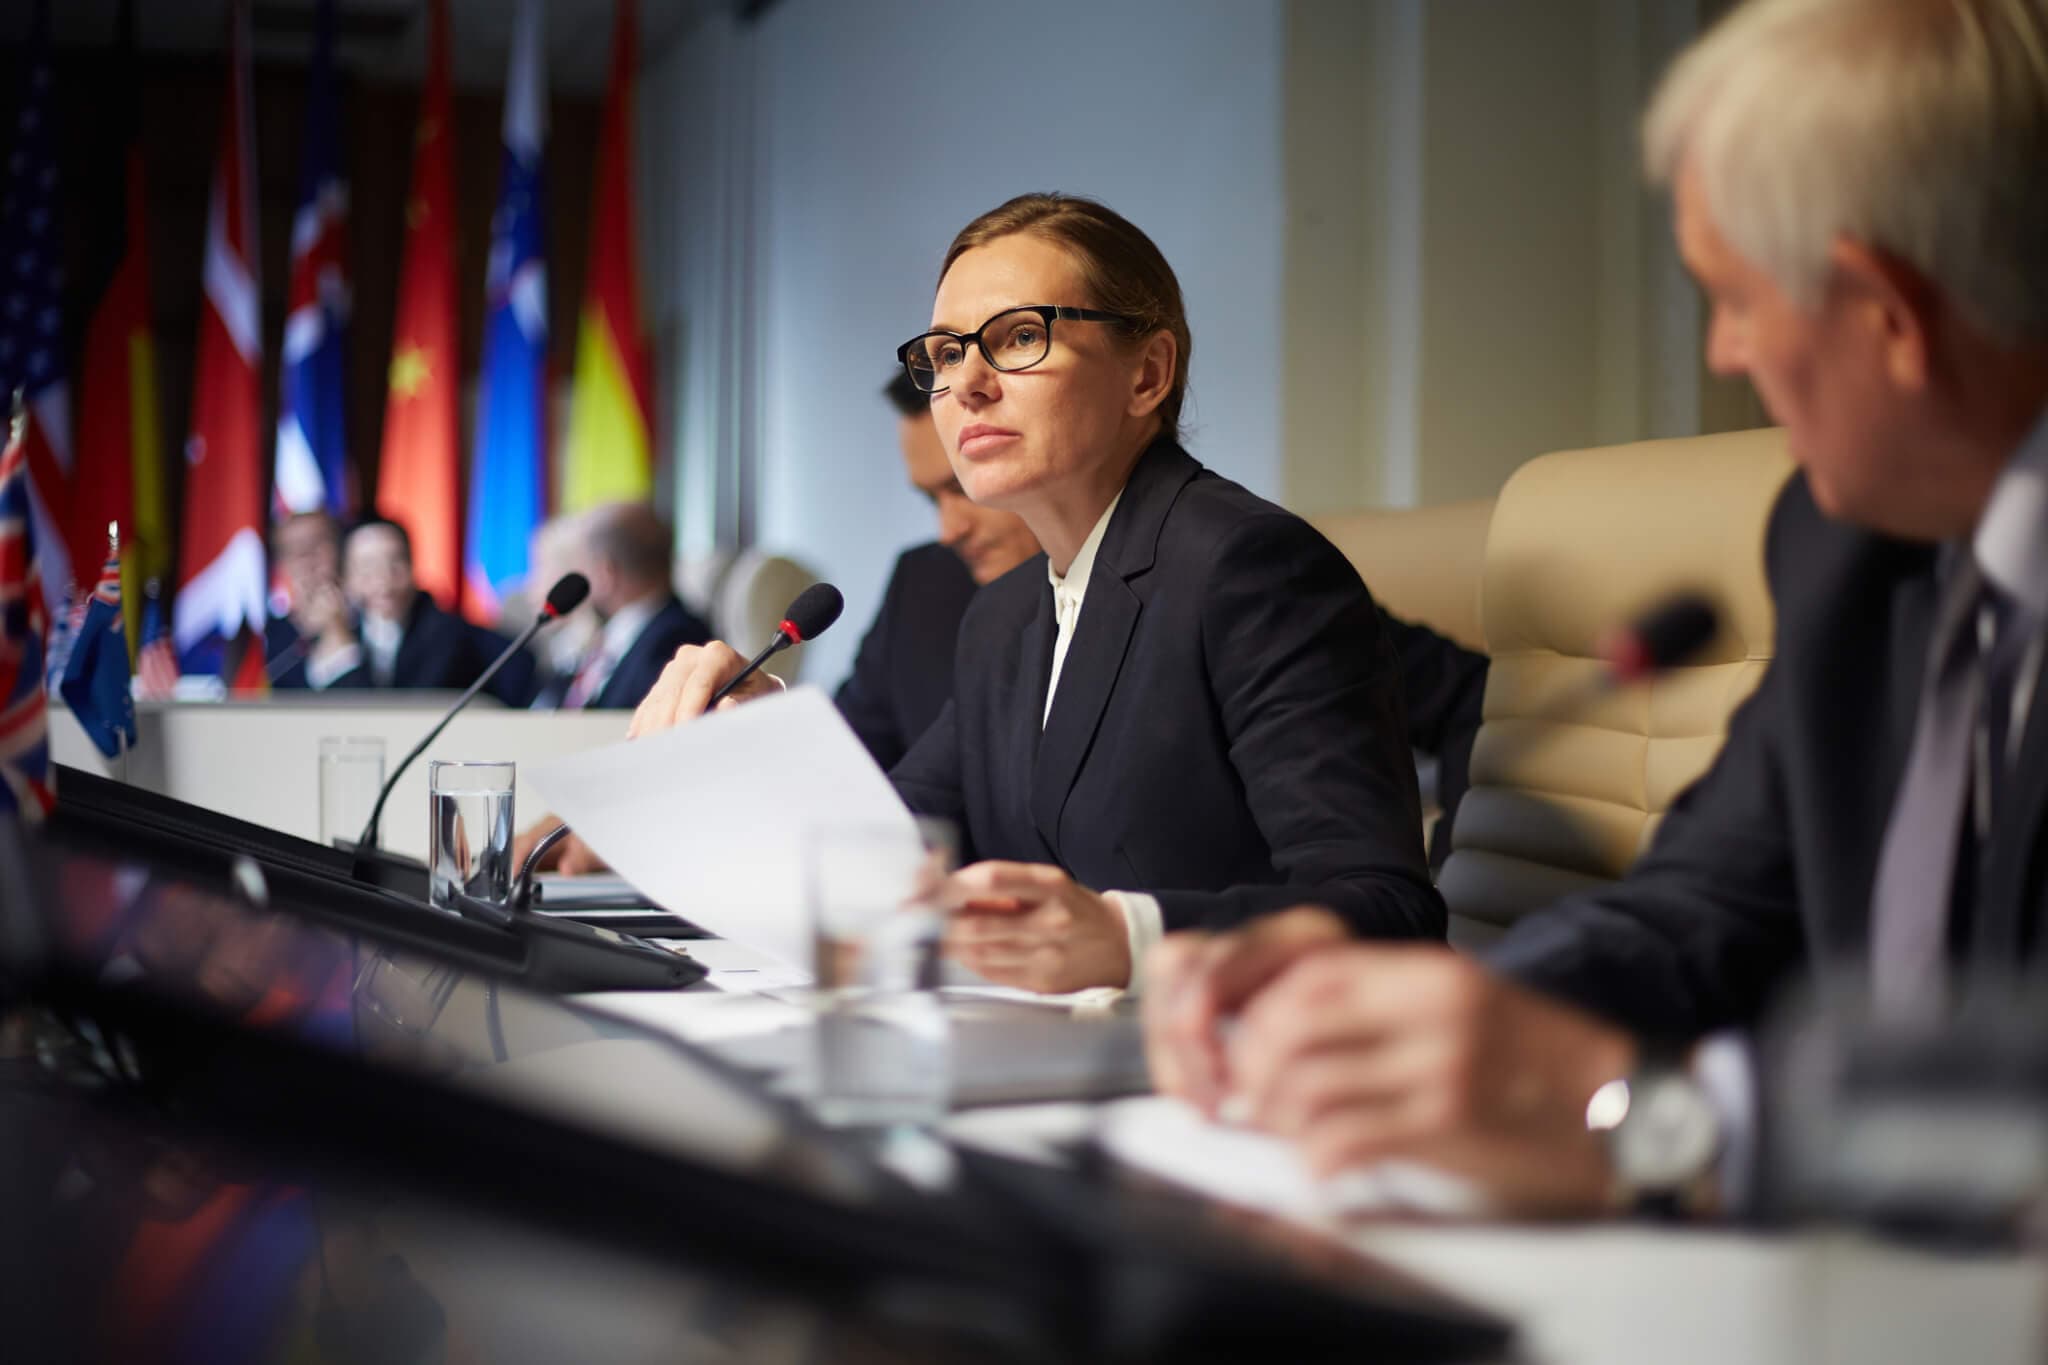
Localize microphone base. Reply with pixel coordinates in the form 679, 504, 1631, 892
499, 906, 707, 991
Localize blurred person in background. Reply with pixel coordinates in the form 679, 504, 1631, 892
314, 516, 534, 699
835, 369, 1040, 769
537, 502, 709, 712
265, 512, 356, 689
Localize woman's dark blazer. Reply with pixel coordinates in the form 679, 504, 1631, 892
889, 437, 1445, 940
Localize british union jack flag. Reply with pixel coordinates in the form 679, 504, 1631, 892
0, 400, 53, 819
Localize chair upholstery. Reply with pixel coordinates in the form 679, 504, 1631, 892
1438, 428, 1793, 948
675, 548, 826, 681
1310, 499, 1495, 652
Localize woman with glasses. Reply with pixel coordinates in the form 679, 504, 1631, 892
633, 193, 1442, 993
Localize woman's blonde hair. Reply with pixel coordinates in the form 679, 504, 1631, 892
1645, 0, 2048, 340
941, 193, 1192, 437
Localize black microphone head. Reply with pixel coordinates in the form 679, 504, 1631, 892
779, 583, 844, 644
542, 572, 590, 619
1604, 593, 1720, 681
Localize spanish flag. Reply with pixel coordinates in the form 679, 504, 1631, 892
561, 0, 653, 512
374, 0, 464, 611
74, 0, 164, 656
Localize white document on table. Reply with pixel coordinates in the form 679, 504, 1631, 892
524, 686, 920, 971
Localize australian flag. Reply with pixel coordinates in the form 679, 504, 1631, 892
59, 542, 136, 758
465, 0, 549, 622
273, 0, 350, 519
0, 404, 53, 819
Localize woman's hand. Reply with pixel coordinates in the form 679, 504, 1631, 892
941, 861, 1132, 994
627, 642, 782, 739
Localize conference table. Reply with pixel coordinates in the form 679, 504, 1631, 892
581, 940, 2048, 1365
47, 699, 2048, 1363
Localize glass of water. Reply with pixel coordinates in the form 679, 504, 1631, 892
427, 760, 516, 915
318, 736, 386, 851
806, 819, 955, 1127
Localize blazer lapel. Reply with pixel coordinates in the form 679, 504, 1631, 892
1025, 438, 1197, 854
1029, 576, 1140, 854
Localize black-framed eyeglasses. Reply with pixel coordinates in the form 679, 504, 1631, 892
895, 304, 1137, 395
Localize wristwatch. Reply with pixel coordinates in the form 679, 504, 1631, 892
1585, 1045, 1722, 1217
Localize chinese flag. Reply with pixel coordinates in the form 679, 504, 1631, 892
374, 0, 463, 612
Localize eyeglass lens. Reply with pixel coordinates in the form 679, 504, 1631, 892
907, 309, 1052, 390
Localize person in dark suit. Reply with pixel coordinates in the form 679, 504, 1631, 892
277, 516, 533, 699
265, 511, 353, 690
536, 503, 710, 711
842, 372, 1490, 858
1144, 0, 2048, 1218
633, 193, 1444, 994
835, 370, 1039, 769
1382, 613, 1487, 870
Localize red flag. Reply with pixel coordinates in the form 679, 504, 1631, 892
172, 0, 266, 686
375, 0, 463, 612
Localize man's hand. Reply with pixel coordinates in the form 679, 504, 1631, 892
296, 578, 354, 651
509, 817, 609, 876
1227, 944, 1636, 1215
942, 861, 1132, 994
628, 642, 781, 738
1143, 907, 1353, 1113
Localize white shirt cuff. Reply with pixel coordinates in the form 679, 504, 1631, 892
305, 643, 362, 690
1103, 890, 1166, 994
1693, 1031, 1757, 1211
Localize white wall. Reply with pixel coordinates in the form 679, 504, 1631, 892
645, 0, 1287, 685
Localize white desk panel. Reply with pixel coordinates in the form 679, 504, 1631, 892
50, 697, 632, 860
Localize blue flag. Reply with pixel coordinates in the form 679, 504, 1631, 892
59, 549, 137, 758
465, 0, 548, 623
273, 0, 351, 519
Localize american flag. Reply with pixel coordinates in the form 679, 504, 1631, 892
0, 400, 54, 820
0, 0, 76, 624
134, 580, 178, 700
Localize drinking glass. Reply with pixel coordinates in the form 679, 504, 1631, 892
805, 818, 955, 1126
318, 736, 386, 851
427, 759, 516, 914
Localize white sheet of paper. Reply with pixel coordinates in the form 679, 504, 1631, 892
525, 686, 921, 970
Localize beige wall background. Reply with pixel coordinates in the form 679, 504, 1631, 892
1281, 0, 1769, 516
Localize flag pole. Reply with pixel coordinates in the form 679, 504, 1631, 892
108, 521, 131, 783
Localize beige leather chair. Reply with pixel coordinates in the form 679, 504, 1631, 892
1311, 499, 1494, 652
1439, 428, 1793, 948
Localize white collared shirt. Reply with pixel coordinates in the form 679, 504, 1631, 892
1971, 404, 2048, 763
1035, 487, 1165, 992
1043, 489, 1121, 726
361, 613, 404, 686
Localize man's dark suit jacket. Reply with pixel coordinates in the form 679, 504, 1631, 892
1380, 614, 1487, 870
1489, 474, 2048, 1040
588, 594, 712, 710
835, 542, 978, 771
269, 591, 535, 701
889, 438, 1444, 939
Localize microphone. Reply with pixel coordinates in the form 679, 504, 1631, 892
348, 573, 590, 881
1597, 593, 1720, 683
704, 582, 844, 708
